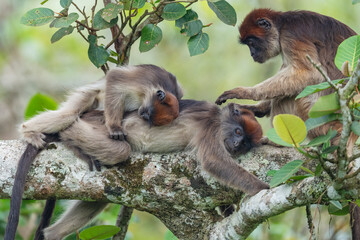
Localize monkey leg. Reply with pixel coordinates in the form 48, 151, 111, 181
60, 118, 131, 166
20, 81, 103, 148
43, 201, 108, 240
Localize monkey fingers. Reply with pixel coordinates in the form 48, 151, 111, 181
109, 128, 127, 141
216, 90, 242, 105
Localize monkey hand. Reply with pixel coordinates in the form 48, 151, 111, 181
22, 131, 46, 148
216, 88, 244, 105
108, 126, 127, 141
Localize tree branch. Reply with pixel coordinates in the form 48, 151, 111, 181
1, 140, 359, 239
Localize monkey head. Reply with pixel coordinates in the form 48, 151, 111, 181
239, 8, 281, 63
138, 90, 179, 126
221, 103, 263, 155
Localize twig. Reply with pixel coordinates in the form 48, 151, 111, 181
112, 206, 134, 240
91, 0, 98, 29
306, 205, 316, 240
306, 55, 339, 91
76, 24, 89, 42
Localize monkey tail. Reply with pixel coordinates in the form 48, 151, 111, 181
4, 134, 59, 240
34, 199, 57, 240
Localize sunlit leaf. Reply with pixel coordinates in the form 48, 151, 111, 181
269, 160, 304, 188
296, 79, 346, 99
88, 35, 110, 68
305, 113, 341, 131
265, 128, 293, 147
207, 0, 236, 26
101, 3, 123, 22
20, 8, 54, 26
164, 230, 178, 240
51, 26, 74, 43
187, 32, 209, 56
25, 93, 58, 120
79, 225, 120, 240
335, 35, 360, 72
139, 24, 162, 52
93, 9, 118, 30
273, 114, 307, 146
50, 13, 79, 28
162, 3, 186, 21
309, 93, 340, 118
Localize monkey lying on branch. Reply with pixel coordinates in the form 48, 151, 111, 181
6, 64, 268, 240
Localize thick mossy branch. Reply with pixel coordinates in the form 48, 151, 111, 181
1, 140, 359, 239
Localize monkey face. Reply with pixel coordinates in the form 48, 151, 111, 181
242, 37, 269, 63
138, 90, 179, 126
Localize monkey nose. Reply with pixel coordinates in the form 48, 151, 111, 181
233, 140, 240, 147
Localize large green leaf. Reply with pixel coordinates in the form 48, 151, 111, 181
296, 79, 346, 99
25, 93, 58, 120
309, 93, 340, 118
162, 3, 186, 21
51, 26, 74, 43
335, 35, 360, 72
269, 160, 304, 188
328, 202, 350, 216
351, 121, 360, 136
139, 24, 162, 52
273, 114, 307, 146
175, 10, 202, 37
265, 128, 293, 147
79, 225, 120, 240
20, 8, 54, 26
207, 0, 236, 26
101, 3, 123, 22
187, 32, 209, 56
50, 13, 79, 28
304, 129, 337, 147
88, 35, 110, 68
93, 9, 118, 30
305, 113, 341, 131
164, 230, 178, 240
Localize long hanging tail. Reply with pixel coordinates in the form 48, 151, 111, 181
34, 199, 57, 240
4, 134, 59, 240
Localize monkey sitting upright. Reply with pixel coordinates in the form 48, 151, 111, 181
216, 8, 356, 139
5, 65, 183, 240
42, 100, 268, 240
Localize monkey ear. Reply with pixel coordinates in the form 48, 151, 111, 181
256, 18, 271, 30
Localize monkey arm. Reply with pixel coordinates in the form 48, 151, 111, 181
232, 100, 271, 118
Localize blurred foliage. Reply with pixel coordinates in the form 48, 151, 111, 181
1, 0, 360, 239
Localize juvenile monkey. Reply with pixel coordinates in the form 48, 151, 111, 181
5, 65, 183, 240
43, 100, 268, 239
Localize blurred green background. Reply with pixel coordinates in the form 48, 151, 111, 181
0, 0, 360, 239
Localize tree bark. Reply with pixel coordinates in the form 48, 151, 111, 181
1, 140, 359, 239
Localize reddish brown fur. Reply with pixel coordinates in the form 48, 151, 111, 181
152, 92, 179, 126
239, 109, 263, 144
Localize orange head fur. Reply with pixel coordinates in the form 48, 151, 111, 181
152, 91, 179, 126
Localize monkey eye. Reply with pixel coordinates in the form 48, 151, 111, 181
234, 128, 242, 135
156, 90, 166, 102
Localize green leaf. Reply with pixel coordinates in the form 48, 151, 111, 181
309, 93, 340, 118
267, 170, 278, 177
51, 26, 74, 43
269, 160, 304, 188
132, 0, 146, 8
41, 0, 49, 5
351, 121, 360, 136
162, 3, 186, 21
296, 79, 346, 99
60, 0, 72, 8
265, 128, 293, 147
93, 9, 118, 30
353, 0, 360, 4
299, 166, 314, 176
50, 13, 79, 28
354, 109, 360, 120
207, 0, 236, 26
164, 230, 178, 240
288, 174, 312, 181
335, 35, 360, 72
187, 32, 209, 56
20, 8, 54, 26
175, 10, 202, 37
304, 129, 338, 147
273, 114, 307, 146
139, 24, 162, 52
322, 145, 338, 154
107, 56, 118, 64
88, 35, 110, 68
328, 202, 349, 216
25, 93, 58, 120
314, 163, 323, 176
101, 3, 123, 22
330, 200, 343, 210
79, 225, 120, 240
305, 114, 341, 131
